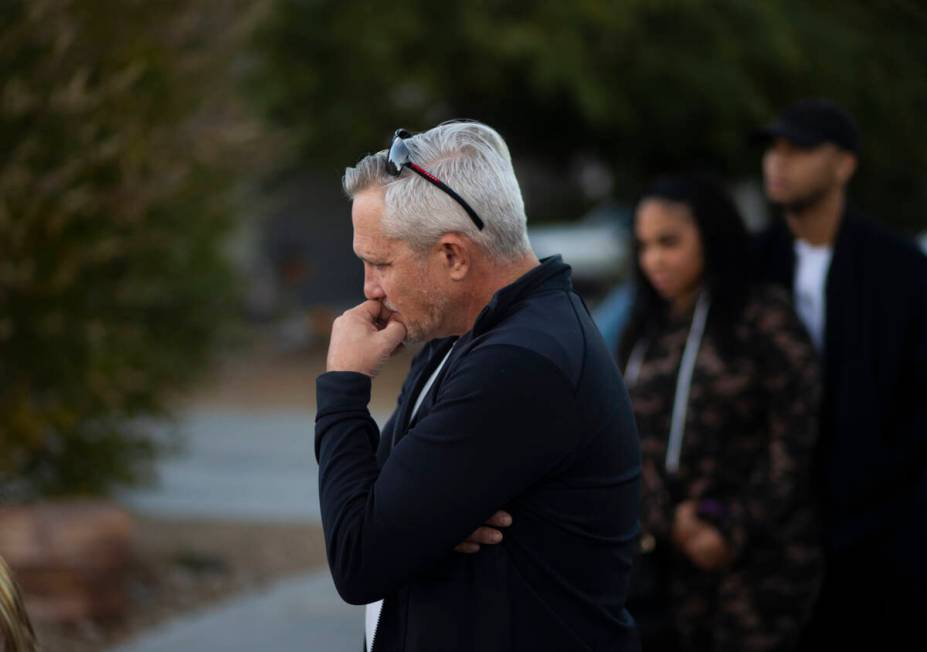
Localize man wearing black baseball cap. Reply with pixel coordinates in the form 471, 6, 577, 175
753, 99, 927, 648
756, 98, 860, 157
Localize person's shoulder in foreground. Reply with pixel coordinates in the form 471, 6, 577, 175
315, 120, 642, 651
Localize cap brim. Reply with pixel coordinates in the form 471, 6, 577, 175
750, 122, 825, 149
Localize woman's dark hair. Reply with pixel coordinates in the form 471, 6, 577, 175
617, 172, 753, 366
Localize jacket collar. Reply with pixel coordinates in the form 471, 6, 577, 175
471, 255, 573, 336
776, 204, 861, 251
765, 205, 861, 289
828, 206, 862, 259
391, 256, 572, 446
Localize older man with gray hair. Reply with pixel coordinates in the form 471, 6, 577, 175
315, 120, 641, 651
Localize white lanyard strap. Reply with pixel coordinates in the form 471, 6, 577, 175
624, 340, 647, 387
625, 292, 711, 474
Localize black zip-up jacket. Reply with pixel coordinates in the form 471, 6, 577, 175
315, 256, 641, 651
754, 210, 927, 560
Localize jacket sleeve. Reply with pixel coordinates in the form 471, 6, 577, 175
886, 251, 927, 516
717, 296, 821, 561
896, 251, 927, 492
314, 344, 582, 605
914, 256, 927, 476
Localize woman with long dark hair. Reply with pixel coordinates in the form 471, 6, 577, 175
620, 174, 822, 651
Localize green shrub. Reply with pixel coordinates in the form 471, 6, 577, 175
0, 0, 262, 497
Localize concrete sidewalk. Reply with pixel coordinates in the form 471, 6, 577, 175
112, 406, 390, 651
109, 569, 362, 652
117, 409, 322, 522
117, 408, 390, 521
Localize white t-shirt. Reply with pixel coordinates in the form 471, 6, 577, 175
365, 344, 455, 652
793, 239, 833, 352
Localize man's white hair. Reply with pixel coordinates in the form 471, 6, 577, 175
342, 121, 533, 262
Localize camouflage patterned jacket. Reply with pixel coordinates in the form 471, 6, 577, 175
627, 285, 823, 651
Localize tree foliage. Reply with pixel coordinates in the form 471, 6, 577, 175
251, 0, 927, 230
0, 0, 261, 496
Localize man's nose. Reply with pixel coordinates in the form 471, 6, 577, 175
364, 269, 384, 300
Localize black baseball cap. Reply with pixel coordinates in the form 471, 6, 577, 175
754, 98, 860, 154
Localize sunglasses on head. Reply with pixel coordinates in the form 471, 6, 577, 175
385, 128, 485, 231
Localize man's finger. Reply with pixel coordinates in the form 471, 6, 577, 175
352, 300, 385, 322
380, 319, 407, 346
485, 511, 512, 528
454, 542, 480, 554
467, 526, 503, 545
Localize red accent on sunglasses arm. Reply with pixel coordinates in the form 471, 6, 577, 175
403, 161, 486, 230
407, 162, 442, 184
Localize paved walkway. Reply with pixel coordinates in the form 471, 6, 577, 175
112, 407, 389, 651
117, 409, 325, 522
118, 407, 390, 522
109, 568, 361, 652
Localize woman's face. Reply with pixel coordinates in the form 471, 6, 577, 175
634, 198, 704, 306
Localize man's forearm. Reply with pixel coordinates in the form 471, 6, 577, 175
316, 371, 387, 604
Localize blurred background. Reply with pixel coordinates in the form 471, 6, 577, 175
1, 0, 925, 650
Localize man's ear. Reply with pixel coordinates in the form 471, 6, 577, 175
837, 152, 858, 185
437, 235, 470, 281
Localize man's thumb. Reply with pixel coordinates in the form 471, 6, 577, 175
380, 319, 407, 346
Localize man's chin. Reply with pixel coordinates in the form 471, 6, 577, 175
400, 325, 425, 346
402, 323, 445, 346
769, 189, 828, 215
766, 192, 793, 209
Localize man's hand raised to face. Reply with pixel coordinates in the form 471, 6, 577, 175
326, 300, 407, 377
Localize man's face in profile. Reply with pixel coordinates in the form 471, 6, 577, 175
351, 188, 451, 344
762, 137, 852, 212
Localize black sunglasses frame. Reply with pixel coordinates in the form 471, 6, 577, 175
385, 129, 485, 231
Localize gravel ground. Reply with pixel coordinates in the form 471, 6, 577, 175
32, 516, 328, 652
